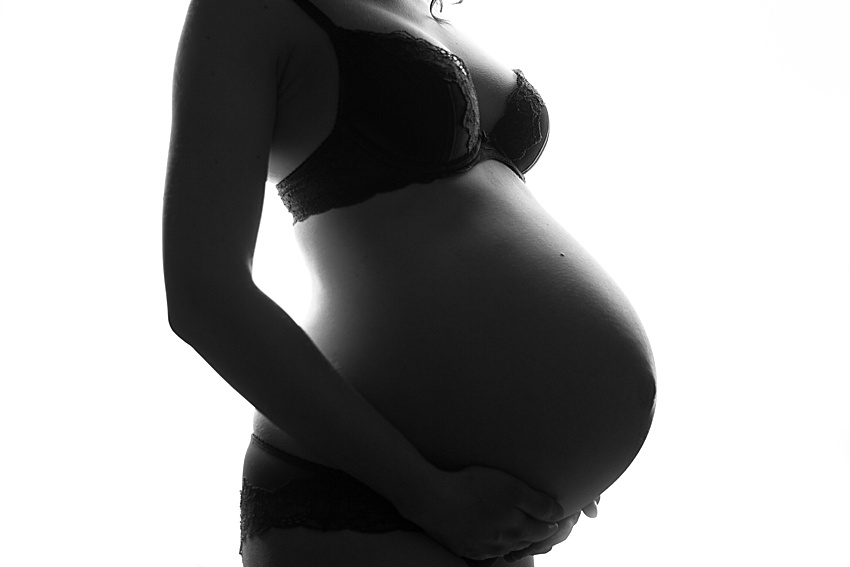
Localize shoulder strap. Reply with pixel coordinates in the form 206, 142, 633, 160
289, 0, 339, 35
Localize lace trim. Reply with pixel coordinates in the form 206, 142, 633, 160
489, 69, 546, 164
239, 476, 419, 550
277, 130, 485, 223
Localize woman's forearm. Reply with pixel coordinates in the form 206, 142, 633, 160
168, 285, 440, 511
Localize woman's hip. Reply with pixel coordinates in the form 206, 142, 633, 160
239, 434, 513, 567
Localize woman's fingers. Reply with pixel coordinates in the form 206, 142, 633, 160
420, 467, 569, 560
504, 496, 601, 562
515, 517, 560, 545
504, 513, 579, 563
515, 486, 565, 523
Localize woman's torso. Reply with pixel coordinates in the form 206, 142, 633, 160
254, 0, 656, 515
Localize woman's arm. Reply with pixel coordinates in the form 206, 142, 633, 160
162, 0, 563, 559
162, 0, 439, 511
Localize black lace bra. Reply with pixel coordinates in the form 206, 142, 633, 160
278, 0, 550, 223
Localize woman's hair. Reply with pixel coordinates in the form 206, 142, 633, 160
430, 0, 463, 21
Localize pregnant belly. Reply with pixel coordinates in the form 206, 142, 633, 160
263, 243, 652, 513
259, 174, 656, 514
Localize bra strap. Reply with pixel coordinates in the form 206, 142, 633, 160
289, 0, 339, 35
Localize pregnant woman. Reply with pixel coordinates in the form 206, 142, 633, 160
163, 0, 657, 565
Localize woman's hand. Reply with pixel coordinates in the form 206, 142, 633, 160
399, 466, 565, 561
504, 496, 601, 563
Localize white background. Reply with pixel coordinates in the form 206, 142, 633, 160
1, 0, 848, 565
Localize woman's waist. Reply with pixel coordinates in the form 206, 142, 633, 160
301, 237, 654, 378
307, 285, 651, 371
301, 285, 655, 457
310, 297, 654, 413
301, 228, 642, 332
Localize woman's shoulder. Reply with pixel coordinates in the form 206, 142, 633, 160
178, 0, 311, 70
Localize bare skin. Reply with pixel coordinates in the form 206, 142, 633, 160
164, 0, 655, 564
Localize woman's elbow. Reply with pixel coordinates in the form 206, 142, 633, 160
165, 289, 200, 341
163, 275, 216, 340
164, 276, 257, 342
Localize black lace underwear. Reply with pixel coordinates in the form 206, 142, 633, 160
240, 435, 419, 543
240, 434, 498, 567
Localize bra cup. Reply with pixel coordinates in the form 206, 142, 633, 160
506, 102, 549, 174
336, 30, 479, 169
488, 70, 548, 173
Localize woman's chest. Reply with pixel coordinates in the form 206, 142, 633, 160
268, 1, 522, 183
